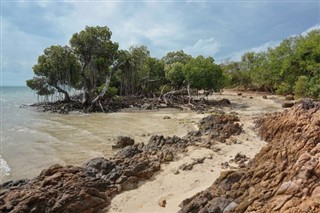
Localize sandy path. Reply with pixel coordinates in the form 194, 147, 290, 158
107, 90, 284, 213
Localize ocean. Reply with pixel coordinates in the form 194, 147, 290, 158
0, 87, 200, 183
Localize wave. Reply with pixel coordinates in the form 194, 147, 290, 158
0, 156, 11, 179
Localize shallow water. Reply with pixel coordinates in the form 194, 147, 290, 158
1, 87, 203, 183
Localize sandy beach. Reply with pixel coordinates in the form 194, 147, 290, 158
107, 90, 284, 212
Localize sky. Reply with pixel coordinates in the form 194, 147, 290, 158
1, 0, 320, 86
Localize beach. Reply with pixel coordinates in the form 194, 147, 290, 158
108, 90, 284, 212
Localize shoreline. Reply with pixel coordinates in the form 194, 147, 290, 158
107, 90, 281, 212
1, 108, 206, 183
2, 89, 281, 211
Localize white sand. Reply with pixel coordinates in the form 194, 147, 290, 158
107, 90, 284, 213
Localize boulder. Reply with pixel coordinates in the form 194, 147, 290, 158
112, 136, 135, 149
285, 94, 294, 100
282, 102, 295, 108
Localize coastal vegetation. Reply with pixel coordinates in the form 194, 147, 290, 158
27, 26, 319, 112
27, 26, 224, 109
223, 29, 320, 99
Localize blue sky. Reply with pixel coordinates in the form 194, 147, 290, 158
1, 1, 320, 86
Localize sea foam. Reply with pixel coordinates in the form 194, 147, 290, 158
0, 156, 11, 179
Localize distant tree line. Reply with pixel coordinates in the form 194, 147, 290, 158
27, 26, 319, 103
222, 29, 320, 99
27, 26, 224, 104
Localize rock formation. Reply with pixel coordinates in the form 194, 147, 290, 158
0, 113, 241, 212
112, 136, 135, 149
179, 100, 320, 213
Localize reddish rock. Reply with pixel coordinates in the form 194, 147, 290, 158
179, 100, 320, 213
0, 113, 245, 213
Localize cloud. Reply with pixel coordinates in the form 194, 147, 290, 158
1, 1, 319, 85
301, 24, 320, 36
2, 18, 55, 85
183, 37, 220, 58
226, 40, 280, 62
225, 23, 320, 62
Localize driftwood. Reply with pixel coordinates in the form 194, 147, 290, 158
158, 84, 169, 102
162, 88, 189, 105
29, 91, 231, 114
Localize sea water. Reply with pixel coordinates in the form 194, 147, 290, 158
0, 86, 43, 182
0, 87, 201, 183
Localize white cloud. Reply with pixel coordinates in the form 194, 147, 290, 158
1, 19, 54, 85
2, 2, 319, 85
226, 23, 320, 62
46, 2, 184, 57
183, 37, 220, 58
226, 40, 280, 62
301, 24, 320, 36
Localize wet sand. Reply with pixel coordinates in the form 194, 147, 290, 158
2, 108, 205, 182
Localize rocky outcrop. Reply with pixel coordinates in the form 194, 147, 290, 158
282, 102, 295, 108
0, 113, 242, 212
179, 100, 320, 213
0, 155, 160, 213
112, 136, 135, 149
198, 114, 242, 143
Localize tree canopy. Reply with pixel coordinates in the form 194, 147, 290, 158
28, 25, 319, 104
223, 29, 320, 99
70, 26, 119, 104
27, 45, 80, 101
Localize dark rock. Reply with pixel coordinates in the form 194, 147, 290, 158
1, 179, 30, 189
198, 114, 242, 143
112, 136, 135, 149
285, 94, 294, 100
219, 98, 231, 105
120, 176, 139, 191
115, 146, 142, 158
0, 110, 248, 213
180, 163, 194, 171
282, 102, 295, 108
158, 198, 167, 207
84, 157, 116, 176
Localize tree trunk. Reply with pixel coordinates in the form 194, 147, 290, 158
54, 85, 70, 102
92, 72, 112, 104
80, 64, 91, 105
163, 88, 186, 104
158, 84, 168, 101
187, 83, 192, 104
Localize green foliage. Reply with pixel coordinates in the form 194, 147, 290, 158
161, 50, 192, 65
294, 76, 308, 99
27, 45, 81, 100
162, 50, 192, 88
164, 62, 185, 87
183, 56, 223, 91
276, 82, 292, 95
70, 26, 114, 66
26, 77, 55, 96
97, 84, 118, 98
70, 26, 119, 102
223, 29, 320, 98
146, 57, 165, 93
308, 78, 320, 99
30, 25, 320, 103
115, 45, 151, 95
